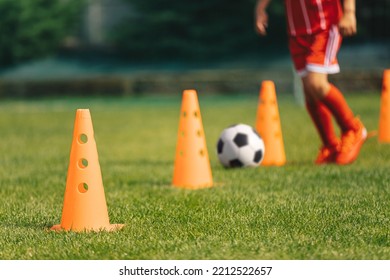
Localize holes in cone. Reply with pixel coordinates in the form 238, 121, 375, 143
179, 150, 184, 157
183, 111, 187, 118
193, 111, 198, 118
79, 134, 88, 144
78, 182, 89, 193
196, 130, 202, 137
78, 158, 88, 169
199, 149, 205, 157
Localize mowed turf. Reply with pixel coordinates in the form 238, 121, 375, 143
0, 93, 389, 260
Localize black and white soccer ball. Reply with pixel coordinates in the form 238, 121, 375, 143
216, 124, 265, 168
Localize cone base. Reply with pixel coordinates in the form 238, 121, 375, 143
50, 224, 124, 232
173, 183, 213, 190
261, 161, 286, 167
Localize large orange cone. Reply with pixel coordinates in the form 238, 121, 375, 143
379, 69, 390, 143
256, 81, 286, 166
51, 109, 123, 232
172, 90, 213, 189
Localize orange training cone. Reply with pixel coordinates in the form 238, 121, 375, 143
256, 81, 286, 166
379, 69, 390, 143
172, 89, 213, 189
51, 109, 123, 232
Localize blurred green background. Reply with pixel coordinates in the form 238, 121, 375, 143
0, 0, 389, 97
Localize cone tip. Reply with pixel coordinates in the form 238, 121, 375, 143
261, 81, 276, 91
76, 109, 91, 119
183, 89, 198, 96
262, 80, 275, 86
259, 80, 276, 98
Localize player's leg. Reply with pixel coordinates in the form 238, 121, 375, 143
302, 26, 366, 165
302, 71, 366, 165
289, 36, 340, 164
302, 73, 339, 164
302, 72, 354, 131
321, 81, 367, 165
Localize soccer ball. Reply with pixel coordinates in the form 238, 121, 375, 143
216, 124, 265, 168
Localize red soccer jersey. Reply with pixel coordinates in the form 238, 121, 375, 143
284, 0, 343, 36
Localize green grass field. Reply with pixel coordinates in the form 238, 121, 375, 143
0, 93, 389, 260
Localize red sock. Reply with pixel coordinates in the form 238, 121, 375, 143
321, 84, 356, 132
306, 100, 339, 147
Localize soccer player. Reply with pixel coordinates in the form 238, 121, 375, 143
255, 0, 366, 165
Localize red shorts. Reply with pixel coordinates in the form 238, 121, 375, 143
289, 25, 342, 77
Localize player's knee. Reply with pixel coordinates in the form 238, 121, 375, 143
303, 76, 329, 99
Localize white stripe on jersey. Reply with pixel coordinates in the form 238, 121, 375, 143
329, 25, 340, 64
325, 25, 340, 66
315, 0, 327, 30
325, 27, 335, 65
286, 0, 296, 36
299, 0, 312, 34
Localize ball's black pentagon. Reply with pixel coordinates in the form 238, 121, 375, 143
233, 133, 248, 148
229, 159, 244, 168
217, 139, 224, 154
253, 150, 263, 163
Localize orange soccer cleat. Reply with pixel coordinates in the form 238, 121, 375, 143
335, 118, 367, 165
315, 143, 340, 165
